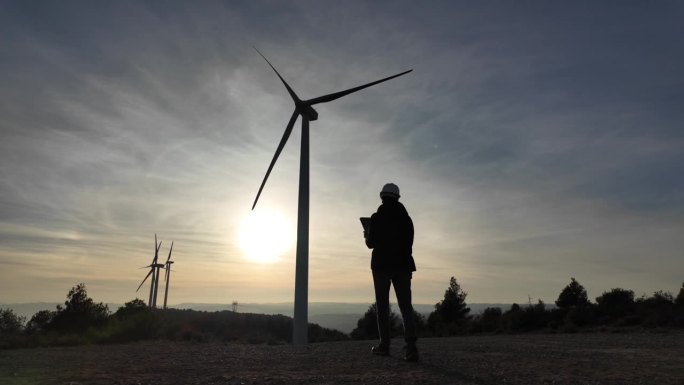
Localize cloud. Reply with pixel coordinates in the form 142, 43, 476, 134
1, 1, 683, 304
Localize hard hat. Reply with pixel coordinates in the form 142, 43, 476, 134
380, 183, 400, 199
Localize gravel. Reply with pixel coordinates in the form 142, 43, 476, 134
1, 332, 682, 384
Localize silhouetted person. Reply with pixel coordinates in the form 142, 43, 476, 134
364, 183, 418, 362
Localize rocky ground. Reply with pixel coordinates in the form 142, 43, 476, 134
1, 332, 682, 384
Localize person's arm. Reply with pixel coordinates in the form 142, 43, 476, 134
365, 213, 377, 249
407, 215, 414, 248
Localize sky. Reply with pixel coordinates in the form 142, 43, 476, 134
1, 1, 683, 307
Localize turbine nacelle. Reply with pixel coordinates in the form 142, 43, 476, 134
298, 103, 318, 121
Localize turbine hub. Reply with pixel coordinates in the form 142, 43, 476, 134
300, 104, 318, 121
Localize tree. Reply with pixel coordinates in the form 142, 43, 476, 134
556, 277, 590, 309
675, 282, 684, 307
26, 310, 56, 333
0, 308, 25, 334
472, 307, 503, 333
675, 282, 684, 327
51, 283, 110, 331
501, 303, 524, 331
350, 303, 401, 340
115, 298, 148, 319
635, 291, 675, 327
428, 277, 470, 334
596, 288, 635, 319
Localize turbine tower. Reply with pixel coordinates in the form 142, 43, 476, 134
151, 254, 164, 308
162, 241, 174, 309
137, 234, 162, 308
251, 48, 412, 345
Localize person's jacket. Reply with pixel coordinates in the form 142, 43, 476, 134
365, 198, 416, 272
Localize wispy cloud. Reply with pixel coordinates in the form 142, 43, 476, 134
1, 1, 682, 304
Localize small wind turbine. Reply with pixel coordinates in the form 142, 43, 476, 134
136, 234, 163, 308
162, 241, 174, 310
251, 48, 412, 344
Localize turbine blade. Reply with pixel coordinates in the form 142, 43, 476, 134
307, 69, 413, 105
165, 242, 174, 264
252, 109, 299, 210
149, 234, 158, 264
254, 47, 301, 104
154, 241, 162, 264
136, 269, 154, 292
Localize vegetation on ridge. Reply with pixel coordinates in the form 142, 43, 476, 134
0, 283, 346, 349
350, 277, 684, 339
2, 278, 683, 349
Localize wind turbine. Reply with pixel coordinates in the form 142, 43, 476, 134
251, 48, 412, 345
162, 241, 174, 310
136, 234, 163, 308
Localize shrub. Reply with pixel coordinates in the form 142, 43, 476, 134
101, 309, 160, 343
635, 291, 675, 327
0, 308, 25, 335
675, 282, 684, 307
524, 300, 550, 330
410, 310, 429, 336
596, 288, 635, 320
499, 300, 552, 332
565, 303, 596, 327
308, 323, 348, 342
470, 307, 502, 333
50, 283, 110, 332
502, 303, 524, 331
350, 303, 401, 340
26, 310, 56, 333
114, 298, 148, 319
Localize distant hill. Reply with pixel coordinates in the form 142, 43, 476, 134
2, 302, 513, 334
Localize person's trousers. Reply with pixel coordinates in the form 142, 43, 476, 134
372, 270, 417, 346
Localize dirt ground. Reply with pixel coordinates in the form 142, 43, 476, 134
1, 332, 682, 384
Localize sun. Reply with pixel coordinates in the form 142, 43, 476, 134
238, 208, 294, 263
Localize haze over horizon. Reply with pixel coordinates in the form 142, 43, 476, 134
1, 2, 682, 306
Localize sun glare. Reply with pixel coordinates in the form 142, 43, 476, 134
239, 208, 294, 263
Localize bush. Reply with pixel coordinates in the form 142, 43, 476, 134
675, 282, 684, 307
50, 283, 110, 332
499, 300, 552, 332
411, 310, 429, 336
635, 291, 675, 327
470, 307, 502, 333
596, 288, 635, 320
0, 308, 25, 335
350, 303, 401, 340
524, 300, 550, 330
26, 310, 55, 333
114, 298, 148, 319
101, 309, 161, 343
565, 303, 596, 327
502, 303, 524, 331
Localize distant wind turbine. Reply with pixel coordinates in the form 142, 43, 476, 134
251, 47, 412, 345
162, 241, 174, 310
136, 234, 164, 308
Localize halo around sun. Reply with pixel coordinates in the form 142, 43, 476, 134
238, 208, 294, 264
